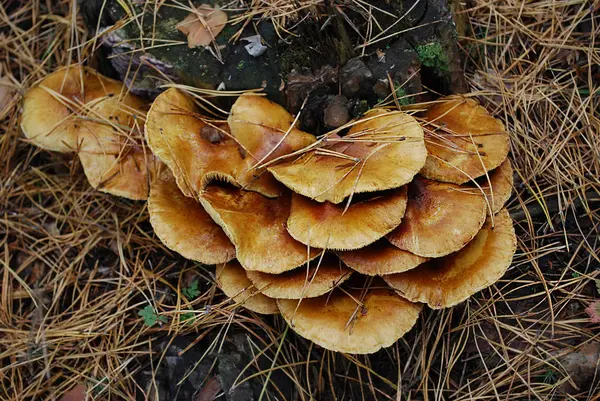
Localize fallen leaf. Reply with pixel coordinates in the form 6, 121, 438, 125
60, 385, 86, 401
177, 4, 228, 48
585, 301, 600, 323
195, 376, 221, 401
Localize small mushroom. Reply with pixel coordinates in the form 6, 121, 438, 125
384, 208, 517, 309
216, 261, 279, 315
148, 171, 235, 265
287, 188, 408, 250
245, 255, 352, 299
77, 92, 158, 200
386, 176, 487, 257
338, 240, 428, 276
21, 66, 124, 152
419, 95, 510, 184
145, 88, 282, 198
277, 284, 422, 354
269, 109, 426, 204
22, 65, 158, 199
199, 185, 320, 273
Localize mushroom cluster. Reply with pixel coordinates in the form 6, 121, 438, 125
146, 89, 517, 354
21, 66, 158, 200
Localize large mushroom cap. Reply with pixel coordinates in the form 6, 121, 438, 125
278, 285, 422, 354
287, 188, 408, 251
269, 110, 426, 204
21, 66, 125, 152
387, 176, 487, 257
199, 185, 320, 273
145, 88, 282, 198
384, 208, 517, 309
338, 240, 428, 276
228, 94, 316, 165
77, 92, 157, 200
245, 255, 352, 299
216, 261, 278, 314
148, 171, 235, 265
419, 95, 510, 184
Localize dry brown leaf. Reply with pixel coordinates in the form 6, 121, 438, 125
59, 385, 86, 401
176, 4, 228, 48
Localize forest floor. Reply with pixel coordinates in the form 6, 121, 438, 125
1, 0, 599, 400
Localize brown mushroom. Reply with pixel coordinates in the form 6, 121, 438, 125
338, 240, 427, 276
145, 88, 283, 198
77, 91, 158, 200
269, 109, 426, 204
287, 188, 408, 250
21, 66, 125, 152
478, 159, 514, 214
419, 95, 510, 184
245, 255, 352, 299
277, 283, 422, 354
148, 171, 235, 265
386, 176, 487, 257
216, 261, 278, 314
384, 208, 517, 309
199, 184, 320, 273
228, 93, 317, 166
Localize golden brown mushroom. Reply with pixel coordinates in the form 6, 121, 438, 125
419, 95, 510, 184
77, 90, 158, 200
287, 188, 408, 250
148, 171, 235, 265
145, 88, 282, 198
245, 255, 352, 299
478, 159, 514, 214
384, 208, 517, 309
228, 94, 317, 165
216, 261, 278, 314
338, 240, 427, 276
386, 176, 487, 257
269, 110, 426, 204
21, 66, 125, 152
278, 283, 422, 354
199, 185, 320, 273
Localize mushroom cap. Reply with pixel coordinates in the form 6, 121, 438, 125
479, 159, 513, 214
77, 93, 157, 200
287, 187, 408, 251
386, 176, 487, 257
21, 66, 125, 152
228, 94, 317, 165
419, 95, 510, 184
278, 285, 422, 354
338, 240, 428, 276
216, 261, 279, 314
148, 171, 235, 265
245, 255, 352, 299
384, 208, 516, 309
269, 110, 426, 204
199, 185, 320, 274
145, 88, 282, 198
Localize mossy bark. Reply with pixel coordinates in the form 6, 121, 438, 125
81, 0, 466, 130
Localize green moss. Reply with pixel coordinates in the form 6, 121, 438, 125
393, 85, 414, 106
416, 42, 449, 72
